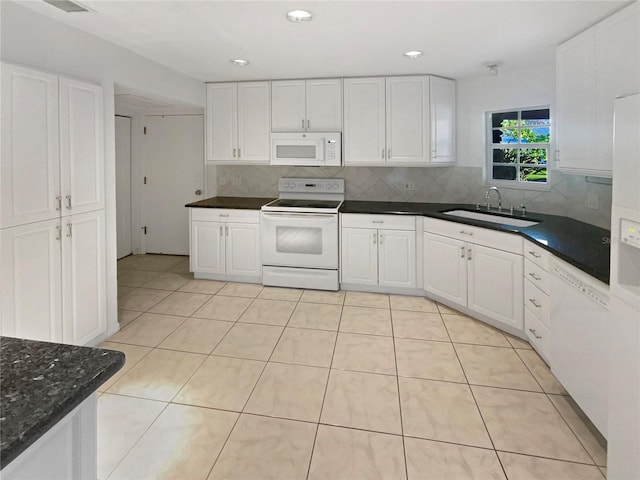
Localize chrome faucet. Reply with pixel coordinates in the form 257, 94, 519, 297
485, 187, 502, 212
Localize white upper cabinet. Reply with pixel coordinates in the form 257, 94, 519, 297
343, 77, 386, 165
556, 2, 639, 177
1, 63, 104, 227
206, 81, 270, 164
2, 64, 60, 228
386, 76, 430, 164
59, 77, 104, 216
272, 78, 342, 132
344, 75, 456, 166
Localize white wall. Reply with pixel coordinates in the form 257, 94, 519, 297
1, 1, 205, 336
456, 63, 556, 168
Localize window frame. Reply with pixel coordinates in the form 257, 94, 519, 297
483, 105, 552, 192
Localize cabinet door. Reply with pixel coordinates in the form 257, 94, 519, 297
595, 4, 640, 175
190, 221, 225, 274
1, 64, 60, 227
423, 232, 466, 305
556, 30, 597, 174
59, 77, 104, 216
206, 83, 238, 162
378, 229, 416, 288
343, 77, 386, 165
271, 80, 306, 132
226, 222, 261, 277
306, 78, 342, 131
467, 244, 523, 330
341, 227, 378, 285
430, 77, 456, 164
62, 210, 106, 345
1, 219, 63, 342
237, 82, 271, 164
386, 76, 429, 164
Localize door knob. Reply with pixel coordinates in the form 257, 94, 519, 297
195, 189, 202, 195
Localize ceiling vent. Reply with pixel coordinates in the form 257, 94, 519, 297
42, 0, 91, 13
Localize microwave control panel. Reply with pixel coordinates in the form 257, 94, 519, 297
621, 218, 640, 250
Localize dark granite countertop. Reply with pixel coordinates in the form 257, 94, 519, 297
341, 201, 611, 284
185, 196, 275, 210
0, 337, 124, 468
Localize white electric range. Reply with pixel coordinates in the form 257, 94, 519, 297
261, 178, 344, 291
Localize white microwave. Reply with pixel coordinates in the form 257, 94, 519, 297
271, 132, 341, 166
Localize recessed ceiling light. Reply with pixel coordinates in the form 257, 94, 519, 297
230, 59, 249, 66
286, 10, 313, 23
403, 50, 423, 59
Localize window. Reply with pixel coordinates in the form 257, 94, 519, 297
486, 107, 550, 189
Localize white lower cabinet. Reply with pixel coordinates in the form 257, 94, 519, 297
340, 214, 416, 290
1, 210, 106, 345
424, 219, 524, 333
523, 240, 552, 361
189, 208, 261, 281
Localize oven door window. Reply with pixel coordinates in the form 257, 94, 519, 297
276, 226, 323, 255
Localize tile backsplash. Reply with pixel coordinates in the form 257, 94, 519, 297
216, 165, 612, 229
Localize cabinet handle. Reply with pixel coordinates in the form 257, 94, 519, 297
66, 223, 72, 238
379, 233, 384, 245
372, 220, 384, 224
528, 272, 542, 281
528, 328, 542, 340
219, 226, 223, 236
56, 225, 62, 240
387, 148, 391, 158
233, 148, 236, 158
528, 250, 541, 258
381, 149, 385, 159
460, 246, 465, 258
307, 119, 310, 129
56, 196, 62, 211
65, 195, 72, 210
528, 298, 542, 308
459, 230, 474, 236
302, 119, 305, 129
225, 225, 229, 236
373, 233, 377, 245
219, 214, 229, 217
467, 248, 472, 260
238, 148, 241, 158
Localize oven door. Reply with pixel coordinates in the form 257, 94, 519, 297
261, 212, 338, 269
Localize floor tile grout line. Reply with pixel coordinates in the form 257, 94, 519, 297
305, 301, 345, 480
389, 308, 410, 480
494, 448, 607, 468
512, 347, 547, 393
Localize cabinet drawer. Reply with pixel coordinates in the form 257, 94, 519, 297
525, 307, 550, 361
524, 258, 550, 295
524, 279, 550, 327
423, 217, 522, 254
190, 208, 259, 223
341, 213, 415, 231
524, 240, 550, 270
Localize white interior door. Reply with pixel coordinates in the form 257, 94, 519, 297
115, 116, 132, 259
144, 114, 204, 255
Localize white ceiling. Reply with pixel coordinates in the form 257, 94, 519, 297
16, 0, 630, 82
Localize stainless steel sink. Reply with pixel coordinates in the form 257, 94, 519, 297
442, 209, 540, 228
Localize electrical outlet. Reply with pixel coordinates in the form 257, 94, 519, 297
403, 182, 416, 191
219, 178, 227, 186
232, 177, 242, 186
587, 194, 599, 210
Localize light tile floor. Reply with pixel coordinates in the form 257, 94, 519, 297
99, 254, 607, 480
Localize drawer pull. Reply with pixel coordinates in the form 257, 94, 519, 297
528, 250, 541, 258
528, 328, 542, 340
528, 298, 542, 308
528, 272, 542, 281
459, 230, 474, 236
372, 220, 384, 224
219, 214, 229, 217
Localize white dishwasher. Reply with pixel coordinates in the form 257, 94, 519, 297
550, 257, 610, 438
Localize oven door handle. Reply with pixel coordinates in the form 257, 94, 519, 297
261, 212, 337, 219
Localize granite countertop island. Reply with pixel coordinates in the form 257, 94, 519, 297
186, 196, 610, 284
0, 336, 124, 469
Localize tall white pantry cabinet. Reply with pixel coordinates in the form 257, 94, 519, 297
1, 63, 107, 346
